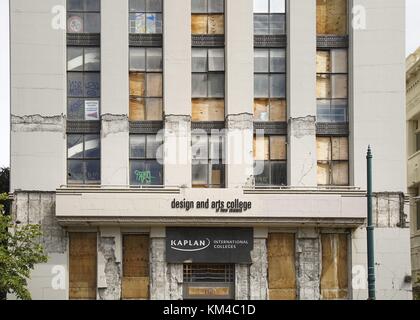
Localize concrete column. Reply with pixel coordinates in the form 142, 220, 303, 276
150, 227, 168, 299
225, 0, 254, 188
98, 227, 122, 300
163, 0, 192, 187
101, 0, 129, 186
235, 265, 250, 300
296, 228, 321, 300
287, 0, 317, 187
351, 0, 406, 192
250, 231, 268, 300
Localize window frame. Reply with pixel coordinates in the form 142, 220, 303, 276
191, 0, 225, 35
316, 49, 349, 124
129, 0, 163, 34
67, 134, 101, 185
67, 0, 101, 34
129, 134, 164, 186
253, 0, 286, 35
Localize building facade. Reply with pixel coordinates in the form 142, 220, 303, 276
407, 47, 420, 300
9, 0, 411, 300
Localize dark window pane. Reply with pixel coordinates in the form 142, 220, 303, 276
331, 99, 347, 122
192, 163, 208, 186
68, 98, 85, 120
84, 73, 100, 97
84, 134, 100, 158
130, 135, 146, 158
254, 161, 270, 186
67, 47, 84, 72
84, 47, 100, 71
192, 135, 209, 160
68, 72, 84, 97
130, 160, 163, 185
130, 48, 146, 71
68, 0, 83, 11
129, 0, 146, 12
67, 13, 84, 33
209, 0, 224, 13
84, 13, 100, 33
254, 74, 269, 97
192, 49, 208, 72
192, 74, 208, 97
254, 14, 269, 35
208, 74, 224, 97
146, 48, 163, 71
270, 14, 285, 35
85, 0, 100, 11
270, 49, 286, 73
146, 0, 162, 12
68, 134, 84, 159
270, 74, 285, 98
317, 100, 331, 123
192, 0, 207, 13
68, 160, 84, 183
85, 160, 101, 183
254, 49, 269, 73
271, 161, 287, 186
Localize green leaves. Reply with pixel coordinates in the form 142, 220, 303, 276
0, 199, 48, 300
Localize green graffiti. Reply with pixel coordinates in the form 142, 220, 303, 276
135, 170, 153, 184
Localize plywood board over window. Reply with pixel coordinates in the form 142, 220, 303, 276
69, 233, 97, 300
321, 233, 349, 300
316, 0, 347, 35
192, 99, 225, 121
268, 233, 296, 300
122, 235, 150, 300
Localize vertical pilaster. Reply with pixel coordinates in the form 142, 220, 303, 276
250, 233, 268, 300
287, 0, 317, 187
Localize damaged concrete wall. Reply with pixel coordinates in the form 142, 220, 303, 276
235, 265, 250, 300
249, 238, 268, 300
10, 191, 68, 300
296, 228, 321, 300
98, 236, 122, 300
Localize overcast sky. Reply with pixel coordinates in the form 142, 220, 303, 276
1, 0, 420, 168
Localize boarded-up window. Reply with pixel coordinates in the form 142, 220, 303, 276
316, 0, 348, 35
317, 137, 349, 186
192, 0, 225, 35
254, 135, 287, 186
268, 233, 296, 300
122, 235, 150, 300
69, 233, 97, 300
192, 99, 225, 121
321, 233, 349, 299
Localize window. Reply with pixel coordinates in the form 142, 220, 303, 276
192, 133, 225, 188
192, 48, 225, 121
417, 202, 420, 230
253, 0, 286, 35
129, 48, 163, 121
192, 0, 225, 35
253, 135, 287, 186
254, 49, 286, 121
316, 0, 348, 36
130, 134, 163, 186
317, 137, 349, 186
67, 47, 101, 120
316, 49, 348, 123
67, 134, 101, 184
67, 0, 100, 33
129, 0, 163, 34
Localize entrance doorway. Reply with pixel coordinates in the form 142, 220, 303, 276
183, 264, 235, 300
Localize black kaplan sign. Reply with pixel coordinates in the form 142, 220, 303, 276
166, 228, 254, 264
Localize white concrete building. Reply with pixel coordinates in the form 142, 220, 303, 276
9, 0, 411, 300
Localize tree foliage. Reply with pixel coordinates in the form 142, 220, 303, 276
0, 194, 48, 300
0, 167, 9, 193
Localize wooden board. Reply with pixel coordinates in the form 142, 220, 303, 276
332, 161, 349, 185
208, 15, 224, 34
69, 233, 97, 300
253, 136, 269, 161
317, 137, 331, 161
317, 0, 347, 35
331, 137, 348, 160
122, 235, 150, 300
321, 233, 349, 300
270, 99, 287, 122
129, 97, 145, 121
129, 72, 145, 97
317, 51, 331, 73
317, 162, 330, 185
316, 74, 331, 99
254, 99, 269, 121
146, 98, 163, 120
192, 15, 207, 34
192, 99, 225, 121
146, 73, 162, 97
270, 136, 287, 160
268, 233, 296, 300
